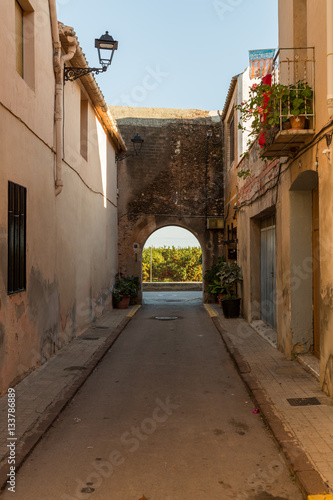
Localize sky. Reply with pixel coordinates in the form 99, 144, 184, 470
56, 0, 278, 111
56, 0, 278, 247
145, 226, 201, 249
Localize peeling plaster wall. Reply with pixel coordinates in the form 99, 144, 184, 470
319, 147, 333, 394
0, 3, 119, 394
0, 98, 118, 393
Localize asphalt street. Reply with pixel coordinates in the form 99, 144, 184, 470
1, 293, 302, 499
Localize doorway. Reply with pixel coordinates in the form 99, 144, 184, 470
260, 215, 277, 329
142, 226, 203, 301
289, 170, 319, 354
312, 184, 320, 357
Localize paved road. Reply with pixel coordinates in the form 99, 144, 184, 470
2, 293, 302, 499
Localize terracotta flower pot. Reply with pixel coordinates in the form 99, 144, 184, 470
282, 119, 291, 130
290, 116, 306, 129
116, 295, 130, 309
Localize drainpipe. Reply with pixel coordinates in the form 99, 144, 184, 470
327, 0, 333, 118
49, 0, 77, 195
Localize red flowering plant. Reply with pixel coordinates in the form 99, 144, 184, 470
236, 77, 313, 165
235, 77, 289, 154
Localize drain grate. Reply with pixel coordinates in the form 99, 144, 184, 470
154, 316, 178, 321
287, 397, 321, 406
64, 366, 86, 372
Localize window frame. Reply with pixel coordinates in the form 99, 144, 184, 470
8, 181, 27, 295
14, 0, 35, 89
229, 113, 235, 166
15, 0, 24, 77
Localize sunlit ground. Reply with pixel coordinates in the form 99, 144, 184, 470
142, 291, 203, 304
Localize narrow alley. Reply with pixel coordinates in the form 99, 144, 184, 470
1, 293, 302, 500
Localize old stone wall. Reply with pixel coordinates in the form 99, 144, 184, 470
110, 107, 224, 301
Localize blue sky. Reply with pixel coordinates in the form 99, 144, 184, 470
57, 0, 278, 111
57, 0, 278, 247
145, 227, 201, 248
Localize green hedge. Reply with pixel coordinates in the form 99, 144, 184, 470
142, 246, 202, 282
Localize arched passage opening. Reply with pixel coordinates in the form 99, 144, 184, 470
141, 226, 203, 300
289, 169, 319, 356
118, 214, 223, 304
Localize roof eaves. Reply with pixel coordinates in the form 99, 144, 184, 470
58, 22, 126, 154
221, 76, 238, 121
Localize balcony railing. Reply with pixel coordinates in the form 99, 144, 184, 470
261, 47, 315, 158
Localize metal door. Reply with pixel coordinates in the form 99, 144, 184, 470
260, 216, 277, 329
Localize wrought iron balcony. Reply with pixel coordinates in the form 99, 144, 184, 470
261, 47, 315, 158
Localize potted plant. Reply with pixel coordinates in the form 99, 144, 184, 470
236, 80, 287, 152
207, 278, 227, 302
123, 275, 140, 304
204, 257, 226, 302
217, 262, 242, 318
236, 78, 313, 157
113, 275, 139, 309
286, 80, 313, 129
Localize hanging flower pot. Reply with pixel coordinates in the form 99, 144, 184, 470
290, 115, 306, 129
282, 119, 291, 130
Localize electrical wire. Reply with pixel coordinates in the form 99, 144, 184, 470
1, 99, 118, 209
238, 119, 333, 209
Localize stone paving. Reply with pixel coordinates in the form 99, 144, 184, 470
207, 303, 333, 498
0, 307, 134, 487
1, 297, 333, 498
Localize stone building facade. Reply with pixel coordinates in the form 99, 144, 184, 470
223, 0, 333, 397
110, 107, 224, 301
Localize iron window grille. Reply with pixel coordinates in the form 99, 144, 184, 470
272, 47, 315, 131
8, 181, 26, 294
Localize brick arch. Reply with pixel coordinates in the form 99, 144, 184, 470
140, 221, 204, 292
112, 107, 225, 303
142, 223, 202, 252
118, 214, 222, 302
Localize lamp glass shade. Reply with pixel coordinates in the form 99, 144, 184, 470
131, 134, 144, 155
95, 31, 118, 66
131, 134, 144, 144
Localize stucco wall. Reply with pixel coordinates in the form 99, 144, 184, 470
0, 3, 119, 394
0, 0, 55, 147
233, 0, 333, 397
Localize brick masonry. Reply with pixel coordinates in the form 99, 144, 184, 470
110, 107, 225, 301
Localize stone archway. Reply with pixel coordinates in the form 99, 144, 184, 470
118, 214, 221, 303
112, 107, 225, 303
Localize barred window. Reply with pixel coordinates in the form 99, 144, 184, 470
8, 182, 26, 294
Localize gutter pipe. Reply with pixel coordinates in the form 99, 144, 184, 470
49, 0, 77, 196
327, 0, 333, 118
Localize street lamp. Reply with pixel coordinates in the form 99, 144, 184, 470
64, 31, 118, 82
95, 31, 118, 67
116, 134, 144, 161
